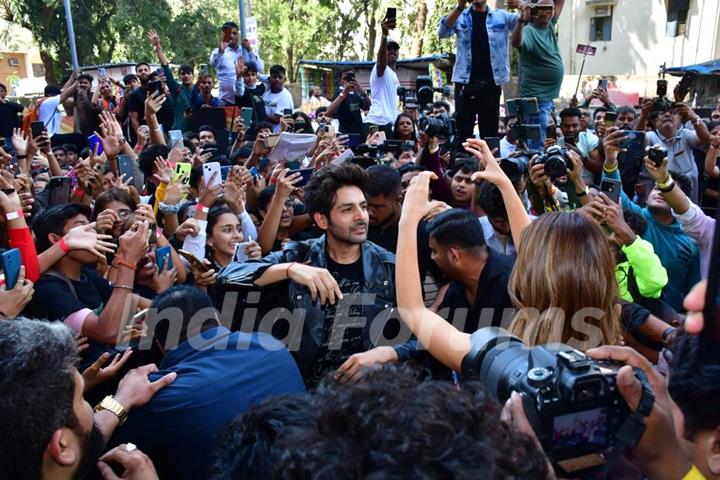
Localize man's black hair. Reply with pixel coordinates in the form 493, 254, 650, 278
451, 158, 479, 177
184, 131, 199, 141
138, 144, 171, 177
429, 208, 486, 250
264, 366, 549, 478
668, 170, 693, 196
0, 320, 80, 479
136, 62, 150, 70
478, 182, 507, 220
593, 106, 609, 121
77, 73, 93, 84
269, 65, 286, 77
32, 203, 92, 253
616, 105, 636, 118
198, 124, 215, 134
223, 21, 239, 30
179, 64, 194, 74
304, 163, 368, 218
244, 62, 258, 74
147, 285, 218, 349
52, 145, 67, 154
212, 394, 315, 479
398, 163, 426, 176
366, 164, 401, 198
559, 107, 582, 121
339, 66, 354, 76
44, 84, 61, 97
0, 82, 6, 91
669, 331, 720, 439
315, 106, 328, 117
503, 114, 519, 126
432, 100, 451, 112
122, 73, 139, 86
623, 210, 648, 236
62, 143, 79, 154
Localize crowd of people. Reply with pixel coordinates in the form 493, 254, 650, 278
0, 0, 720, 478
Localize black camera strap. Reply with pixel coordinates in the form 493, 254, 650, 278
600, 367, 655, 477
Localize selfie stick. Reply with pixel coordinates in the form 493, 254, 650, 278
63, 0, 80, 69
573, 44, 596, 100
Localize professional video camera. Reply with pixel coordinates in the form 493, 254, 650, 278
397, 75, 451, 111
462, 327, 653, 478
536, 145, 573, 179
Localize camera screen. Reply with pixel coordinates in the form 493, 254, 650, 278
552, 407, 608, 450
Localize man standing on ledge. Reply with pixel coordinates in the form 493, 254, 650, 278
438, 0, 523, 141
364, 13, 401, 137
210, 21, 265, 106
512, 0, 566, 149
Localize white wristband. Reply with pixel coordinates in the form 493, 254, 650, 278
5, 210, 21, 221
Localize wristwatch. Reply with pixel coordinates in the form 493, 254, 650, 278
94, 396, 128, 424
576, 186, 589, 198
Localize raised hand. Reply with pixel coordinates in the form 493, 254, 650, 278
11, 128, 28, 157
0, 266, 34, 318
82, 349, 134, 392
118, 220, 150, 264
152, 156, 173, 185
152, 258, 177, 293
64, 222, 117, 258
144, 91, 167, 118
147, 29, 161, 50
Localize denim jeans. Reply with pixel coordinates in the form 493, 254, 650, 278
523, 99, 553, 153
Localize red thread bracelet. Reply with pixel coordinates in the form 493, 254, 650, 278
58, 237, 71, 253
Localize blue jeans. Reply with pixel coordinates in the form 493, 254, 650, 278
523, 100, 553, 153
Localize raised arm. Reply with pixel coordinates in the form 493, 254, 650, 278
438, 0, 466, 37
705, 138, 720, 179
59, 70, 79, 103
396, 171, 470, 372
464, 139, 531, 249
376, 16, 396, 77
511, 5, 530, 49
554, 0, 566, 20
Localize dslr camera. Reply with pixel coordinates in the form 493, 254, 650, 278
463, 327, 651, 477
419, 113, 454, 138
537, 145, 573, 179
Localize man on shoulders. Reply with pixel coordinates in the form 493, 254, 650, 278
210, 22, 265, 106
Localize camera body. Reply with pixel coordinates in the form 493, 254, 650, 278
419, 113, 454, 138
398, 75, 442, 111
653, 79, 673, 113
463, 328, 644, 477
648, 145, 668, 167
537, 145, 573, 179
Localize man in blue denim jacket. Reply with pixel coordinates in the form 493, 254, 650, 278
438, 0, 523, 141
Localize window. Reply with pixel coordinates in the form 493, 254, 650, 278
32, 63, 45, 77
8, 58, 19, 67
590, 5, 613, 42
666, 0, 690, 37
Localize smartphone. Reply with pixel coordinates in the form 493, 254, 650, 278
203, 161, 222, 189
241, 107, 253, 128
283, 108, 293, 117
345, 72, 355, 83
506, 98, 539, 115
117, 154, 134, 183
600, 178, 622, 204
132, 308, 149, 324
31, 121, 45, 139
148, 80, 162, 96
386, 7, 397, 22
174, 162, 191, 185
347, 133, 363, 148
221, 165, 231, 182
199, 63, 209, 73
178, 249, 209, 273
249, 166, 261, 180
98, 67, 107, 78
598, 79, 609, 91
168, 130, 183, 148
222, 26, 233, 43
604, 111, 618, 129
332, 149, 355, 166
1, 248, 22, 290
546, 124, 557, 140
87, 134, 104, 156
288, 168, 315, 188
155, 245, 173, 271
233, 241, 252, 263
264, 134, 281, 149
48, 176, 71, 207
326, 124, 336, 138
621, 130, 646, 154
483, 137, 501, 157
699, 195, 720, 360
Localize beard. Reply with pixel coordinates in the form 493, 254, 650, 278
328, 220, 368, 245
72, 423, 106, 480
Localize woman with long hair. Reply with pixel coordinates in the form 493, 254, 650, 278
393, 113, 418, 142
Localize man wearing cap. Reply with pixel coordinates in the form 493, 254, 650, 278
364, 14, 401, 136
439, 0, 523, 141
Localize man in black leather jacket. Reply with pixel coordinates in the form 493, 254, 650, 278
218, 164, 416, 387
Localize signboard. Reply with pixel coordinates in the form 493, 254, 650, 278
576, 44, 597, 56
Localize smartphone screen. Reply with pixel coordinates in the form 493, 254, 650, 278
1, 248, 22, 290
31, 121, 45, 139
288, 168, 315, 188
386, 7, 397, 22
48, 177, 71, 207
604, 112, 618, 129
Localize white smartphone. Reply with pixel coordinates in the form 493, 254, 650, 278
168, 130, 183, 148
233, 237, 253, 263
202, 161, 222, 189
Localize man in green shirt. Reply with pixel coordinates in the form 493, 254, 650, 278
147, 29, 195, 132
511, 0, 565, 151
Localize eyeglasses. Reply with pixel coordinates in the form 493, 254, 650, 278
117, 209, 133, 219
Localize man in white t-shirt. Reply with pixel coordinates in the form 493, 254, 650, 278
364, 16, 400, 136
263, 64, 295, 134
37, 72, 79, 137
